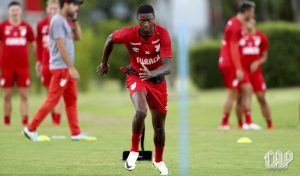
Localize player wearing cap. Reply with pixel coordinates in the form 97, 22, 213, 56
24, 0, 96, 142
97, 4, 172, 176
0, 1, 35, 125
236, 18, 273, 129
36, 0, 63, 125
219, 1, 261, 130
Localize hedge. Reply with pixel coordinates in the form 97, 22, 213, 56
190, 22, 300, 89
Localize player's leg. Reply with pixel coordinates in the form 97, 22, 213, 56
25, 70, 65, 140
240, 83, 261, 130
62, 78, 80, 136
63, 76, 96, 141
255, 92, 272, 129
251, 71, 272, 128
1, 68, 14, 125
16, 68, 31, 125
125, 91, 148, 169
151, 109, 166, 162
124, 75, 148, 171
147, 80, 170, 175
43, 68, 63, 125
235, 92, 244, 128
19, 88, 29, 125
219, 65, 238, 129
220, 89, 237, 129
3, 88, 13, 125
52, 97, 63, 125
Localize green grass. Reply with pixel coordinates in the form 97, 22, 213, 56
0, 82, 299, 176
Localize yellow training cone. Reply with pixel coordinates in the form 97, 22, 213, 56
237, 137, 252, 144
38, 135, 51, 142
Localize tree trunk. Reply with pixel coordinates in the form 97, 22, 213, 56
260, 0, 270, 21
291, 0, 300, 23
209, 0, 223, 38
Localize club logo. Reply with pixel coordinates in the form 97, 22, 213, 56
60, 79, 68, 87
20, 28, 27, 37
130, 82, 137, 91
264, 150, 293, 170
132, 47, 139, 53
232, 79, 239, 87
155, 44, 160, 52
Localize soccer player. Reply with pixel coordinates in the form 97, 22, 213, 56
97, 4, 172, 175
24, 0, 96, 142
219, 1, 261, 130
36, 0, 63, 125
236, 18, 273, 129
0, 1, 35, 125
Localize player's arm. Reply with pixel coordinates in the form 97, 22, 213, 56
97, 34, 115, 76
56, 38, 80, 80
139, 58, 172, 81
250, 34, 269, 72
250, 51, 268, 73
229, 27, 243, 80
72, 13, 81, 41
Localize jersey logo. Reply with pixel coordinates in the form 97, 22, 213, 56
130, 42, 141, 46
137, 55, 160, 65
239, 38, 246, 46
155, 44, 160, 52
5, 29, 11, 36
20, 28, 27, 37
132, 47, 139, 53
145, 51, 150, 55
42, 26, 49, 34
232, 79, 239, 87
60, 79, 68, 87
5, 38, 26, 46
130, 82, 137, 91
152, 39, 160, 44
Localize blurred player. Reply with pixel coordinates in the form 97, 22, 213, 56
236, 18, 273, 129
219, 1, 261, 130
36, 0, 63, 125
24, 0, 96, 142
0, 1, 35, 125
97, 4, 172, 175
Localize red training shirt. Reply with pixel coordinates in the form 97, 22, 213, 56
239, 30, 268, 70
0, 20, 35, 69
219, 16, 244, 69
112, 24, 172, 73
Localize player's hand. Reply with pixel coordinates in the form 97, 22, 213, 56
96, 62, 110, 76
139, 64, 154, 81
236, 69, 244, 81
72, 12, 78, 22
69, 66, 80, 81
35, 61, 42, 77
250, 61, 260, 73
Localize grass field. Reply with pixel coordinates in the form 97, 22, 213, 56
0, 82, 299, 176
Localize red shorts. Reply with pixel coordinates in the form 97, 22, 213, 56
219, 64, 250, 90
249, 70, 266, 93
0, 67, 30, 88
126, 75, 168, 113
41, 66, 52, 87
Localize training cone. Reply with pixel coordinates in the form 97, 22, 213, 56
237, 137, 252, 144
38, 135, 51, 142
